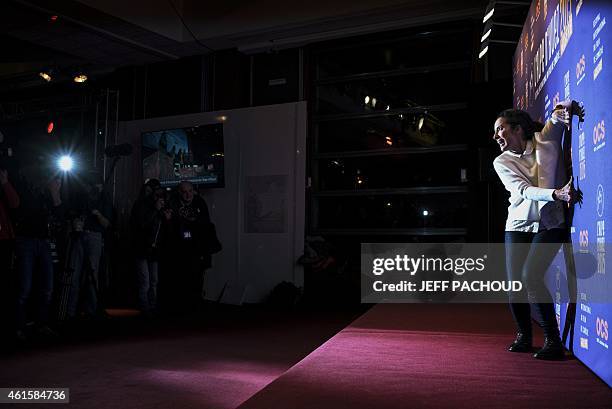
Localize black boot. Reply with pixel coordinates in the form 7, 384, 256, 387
508, 331, 532, 352
533, 336, 565, 360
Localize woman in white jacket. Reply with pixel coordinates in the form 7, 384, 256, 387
492, 100, 584, 360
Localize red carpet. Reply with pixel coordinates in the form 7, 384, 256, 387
0, 309, 358, 409
237, 304, 611, 409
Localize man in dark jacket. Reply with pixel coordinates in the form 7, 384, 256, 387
13, 175, 64, 340
166, 181, 215, 313
0, 168, 19, 336
130, 179, 168, 315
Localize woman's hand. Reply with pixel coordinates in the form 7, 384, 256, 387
553, 100, 585, 127
554, 176, 583, 206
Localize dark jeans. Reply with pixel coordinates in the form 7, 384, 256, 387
161, 253, 206, 314
136, 258, 158, 312
505, 228, 567, 338
64, 231, 103, 318
15, 237, 54, 330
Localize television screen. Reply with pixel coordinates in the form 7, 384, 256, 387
141, 123, 224, 188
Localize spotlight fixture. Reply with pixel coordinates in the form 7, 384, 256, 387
39, 69, 53, 82
483, 3, 495, 23
57, 155, 74, 172
481, 27, 492, 43
479, 45, 489, 59
73, 73, 88, 83
479, 1, 529, 60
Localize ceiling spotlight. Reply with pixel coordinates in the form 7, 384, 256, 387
478, 45, 489, 59
39, 70, 53, 82
481, 28, 492, 43
73, 73, 88, 83
483, 8, 495, 23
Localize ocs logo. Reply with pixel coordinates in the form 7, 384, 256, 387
576, 55, 586, 80
579, 229, 589, 248
596, 317, 609, 341
593, 120, 605, 145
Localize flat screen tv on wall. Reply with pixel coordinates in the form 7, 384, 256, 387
141, 123, 224, 188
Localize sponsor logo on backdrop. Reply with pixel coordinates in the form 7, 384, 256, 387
592, 13, 605, 80
576, 54, 586, 85
593, 119, 606, 151
597, 184, 605, 218
579, 229, 589, 249
553, 92, 561, 109
596, 317, 609, 349
597, 185, 605, 275
597, 220, 605, 274
580, 303, 591, 350
579, 131, 586, 181
560, 0, 573, 57
580, 337, 589, 349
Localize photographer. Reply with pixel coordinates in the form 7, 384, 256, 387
130, 179, 169, 316
13, 174, 64, 340
63, 173, 111, 320
165, 181, 218, 314
0, 168, 19, 336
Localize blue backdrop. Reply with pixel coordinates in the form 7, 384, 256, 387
512, 0, 610, 386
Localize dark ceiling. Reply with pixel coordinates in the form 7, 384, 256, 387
1, 0, 494, 91
0, 0, 204, 90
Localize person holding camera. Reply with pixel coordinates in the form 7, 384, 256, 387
130, 179, 170, 317
0, 168, 19, 337
164, 181, 218, 314
13, 174, 64, 340
63, 174, 112, 320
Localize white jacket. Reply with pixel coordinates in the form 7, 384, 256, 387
493, 118, 567, 232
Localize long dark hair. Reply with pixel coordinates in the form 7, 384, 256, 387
497, 109, 542, 140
